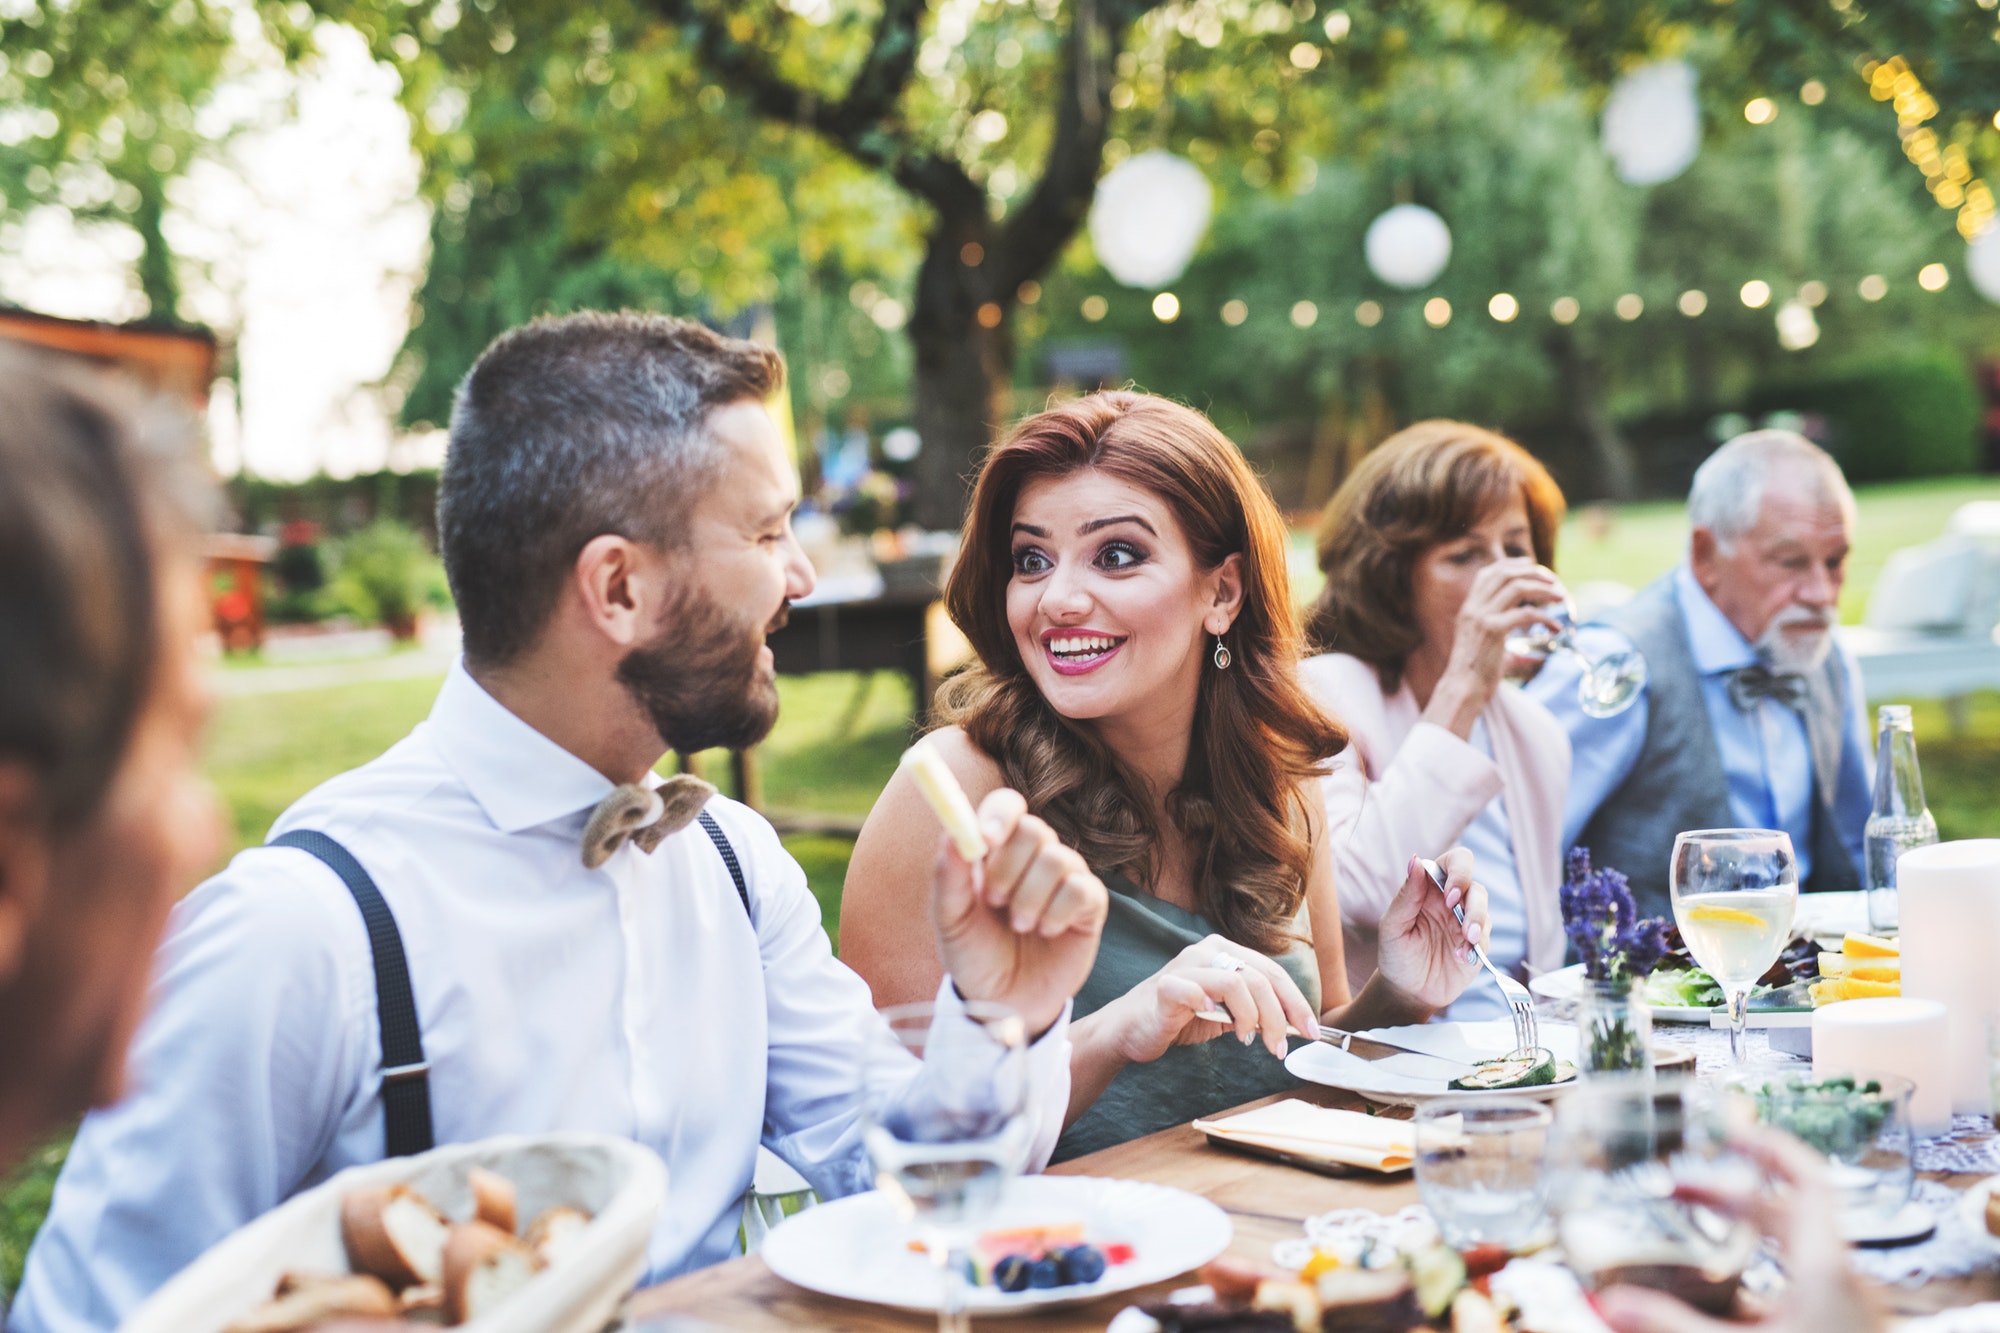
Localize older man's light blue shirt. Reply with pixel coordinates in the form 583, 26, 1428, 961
1529, 564, 1869, 881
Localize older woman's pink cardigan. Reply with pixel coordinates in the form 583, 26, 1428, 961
1301, 652, 1571, 997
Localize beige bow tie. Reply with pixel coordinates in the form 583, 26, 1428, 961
581, 774, 716, 869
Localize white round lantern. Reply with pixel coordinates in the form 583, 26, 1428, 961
1775, 299, 1820, 351
1088, 151, 1214, 288
1969, 225, 2000, 305
1601, 60, 1702, 186
1364, 204, 1452, 290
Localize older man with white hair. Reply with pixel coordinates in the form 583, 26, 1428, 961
1528, 430, 1871, 917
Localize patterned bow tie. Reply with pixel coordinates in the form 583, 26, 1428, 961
1726, 664, 1808, 714
581, 774, 716, 869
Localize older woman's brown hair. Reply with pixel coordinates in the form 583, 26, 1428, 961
939, 391, 1347, 954
1305, 419, 1565, 691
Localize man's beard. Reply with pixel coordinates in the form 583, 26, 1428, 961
617, 591, 789, 754
1756, 603, 1834, 674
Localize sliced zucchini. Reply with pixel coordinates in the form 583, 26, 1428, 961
1449, 1048, 1558, 1091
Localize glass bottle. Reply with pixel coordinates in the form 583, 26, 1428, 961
1864, 705, 1939, 934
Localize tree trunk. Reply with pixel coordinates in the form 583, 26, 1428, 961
1547, 329, 1639, 501
131, 177, 180, 324
909, 226, 1015, 531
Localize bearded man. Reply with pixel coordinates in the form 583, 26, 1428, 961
10, 314, 1108, 1333
1528, 430, 1870, 918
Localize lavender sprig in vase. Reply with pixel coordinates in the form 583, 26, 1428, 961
1561, 848, 1671, 1077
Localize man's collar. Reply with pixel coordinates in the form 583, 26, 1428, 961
1673, 563, 1760, 675
428, 659, 624, 833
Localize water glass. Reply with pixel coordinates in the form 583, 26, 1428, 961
1549, 1076, 1762, 1316
1413, 1097, 1553, 1250
858, 1000, 1032, 1333
1669, 829, 1799, 1062
1729, 1069, 1913, 1222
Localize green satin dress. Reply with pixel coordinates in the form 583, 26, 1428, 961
1053, 873, 1321, 1162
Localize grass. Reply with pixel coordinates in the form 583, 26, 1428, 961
4, 475, 1997, 1295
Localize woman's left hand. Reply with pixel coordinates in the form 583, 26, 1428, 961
1373, 847, 1488, 1011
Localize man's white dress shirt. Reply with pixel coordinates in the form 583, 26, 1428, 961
9, 663, 1070, 1333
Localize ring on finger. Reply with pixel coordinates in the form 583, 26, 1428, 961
1210, 951, 1246, 973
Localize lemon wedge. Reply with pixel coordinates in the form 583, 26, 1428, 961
1842, 932, 1900, 959
1684, 904, 1768, 927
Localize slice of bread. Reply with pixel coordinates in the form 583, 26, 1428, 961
220, 1273, 396, 1333
442, 1221, 543, 1325
523, 1205, 593, 1269
341, 1185, 451, 1289
467, 1166, 518, 1235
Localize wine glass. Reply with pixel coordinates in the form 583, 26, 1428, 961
1670, 829, 1799, 1061
1506, 599, 1647, 718
1549, 1076, 1763, 1315
858, 1000, 1033, 1333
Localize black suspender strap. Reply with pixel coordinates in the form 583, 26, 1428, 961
697, 809, 752, 919
269, 830, 436, 1158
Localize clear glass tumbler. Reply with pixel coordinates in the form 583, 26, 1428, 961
1413, 1096, 1553, 1250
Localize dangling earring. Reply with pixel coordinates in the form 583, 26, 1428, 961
1212, 635, 1232, 670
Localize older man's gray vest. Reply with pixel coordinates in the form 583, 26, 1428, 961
1576, 575, 1861, 919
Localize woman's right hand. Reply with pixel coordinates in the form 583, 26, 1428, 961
1101, 934, 1320, 1065
1425, 559, 1566, 735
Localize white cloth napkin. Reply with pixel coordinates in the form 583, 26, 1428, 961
1193, 1099, 1447, 1172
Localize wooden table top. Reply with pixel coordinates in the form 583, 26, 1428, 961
626, 1082, 2000, 1330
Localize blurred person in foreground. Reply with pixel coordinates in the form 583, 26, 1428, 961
11, 313, 1108, 1333
840, 392, 1491, 1161
1596, 1125, 1883, 1333
1527, 431, 1869, 918
1301, 422, 1572, 1014
0, 352, 223, 1196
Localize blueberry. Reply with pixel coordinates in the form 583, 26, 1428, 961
992, 1254, 1032, 1293
1027, 1257, 1064, 1289
1065, 1244, 1107, 1284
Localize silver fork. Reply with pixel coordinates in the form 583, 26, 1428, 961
1418, 857, 1539, 1054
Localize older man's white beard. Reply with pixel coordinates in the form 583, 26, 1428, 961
1756, 604, 1834, 674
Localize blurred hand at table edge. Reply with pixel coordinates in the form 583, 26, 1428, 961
1595, 1124, 1885, 1333
932, 785, 1109, 1038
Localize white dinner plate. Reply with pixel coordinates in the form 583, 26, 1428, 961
1530, 963, 1717, 1024
760, 1174, 1231, 1316
1284, 1020, 1580, 1106
1954, 1174, 2000, 1257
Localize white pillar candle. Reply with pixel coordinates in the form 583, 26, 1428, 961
1898, 840, 2000, 1117
1813, 997, 1952, 1136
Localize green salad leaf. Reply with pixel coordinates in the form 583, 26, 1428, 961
1642, 967, 1725, 1008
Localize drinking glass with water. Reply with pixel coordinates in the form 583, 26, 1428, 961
858, 1000, 1032, 1333
1505, 596, 1648, 718
1413, 1098, 1553, 1251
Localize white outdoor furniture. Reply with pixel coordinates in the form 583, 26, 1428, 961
1842, 501, 2000, 733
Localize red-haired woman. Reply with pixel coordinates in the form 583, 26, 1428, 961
1303, 421, 1571, 1019
842, 392, 1490, 1159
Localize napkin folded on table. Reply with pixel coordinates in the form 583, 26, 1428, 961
1192, 1099, 1457, 1173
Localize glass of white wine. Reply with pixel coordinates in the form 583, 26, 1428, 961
1669, 829, 1799, 1061
1505, 598, 1648, 718
858, 1000, 1032, 1333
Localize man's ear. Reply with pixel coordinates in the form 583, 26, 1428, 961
0, 763, 50, 988
1689, 526, 1722, 593
572, 535, 661, 649
1203, 553, 1246, 636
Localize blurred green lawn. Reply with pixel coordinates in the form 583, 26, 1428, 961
5, 476, 1997, 1292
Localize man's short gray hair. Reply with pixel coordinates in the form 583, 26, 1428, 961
1687, 429, 1854, 552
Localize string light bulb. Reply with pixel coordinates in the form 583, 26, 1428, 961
1220, 299, 1248, 325
1744, 98, 1778, 125
1291, 300, 1319, 327
1678, 289, 1708, 316
1551, 296, 1580, 325
1741, 279, 1773, 308
1488, 293, 1518, 322
1152, 291, 1180, 321
1918, 263, 1949, 291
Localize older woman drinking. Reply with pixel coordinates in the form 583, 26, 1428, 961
1303, 420, 1570, 1018
841, 392, 1491, 1159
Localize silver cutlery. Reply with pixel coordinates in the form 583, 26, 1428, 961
1419, 856, 1539, 1054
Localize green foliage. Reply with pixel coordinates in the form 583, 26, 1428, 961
0, 1131, 67, 1294
324, 520, 445, 626
1756, 354, 1982, 483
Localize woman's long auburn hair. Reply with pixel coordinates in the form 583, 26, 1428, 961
938, 392, 1348, 955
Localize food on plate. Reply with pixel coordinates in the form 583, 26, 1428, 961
219, 1274, 397, 1333
341, 1185, 451, 1289
901, 743, 988, 860
1741, 1074, 1894, 1158
233, 1168, 595, 1332
1449, 1287, 1505, 1333
466, 1167, 517, 1234
1810, 934, 1903, 1007
1142, 1264, 1426, 1333
1405, 1244, 1468, 1318
921, 1221, 1131, 1292
1643, 927, 1822, 1011
1448, 1049, 1573, 1092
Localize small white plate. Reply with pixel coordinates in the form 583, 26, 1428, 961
760, 1174, 1231, 1316
1530, 963, 1717, 1024
1284, 1020, 1579, 1106
1954, 1175, 2000, 1256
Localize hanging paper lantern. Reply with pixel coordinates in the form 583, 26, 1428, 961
1364, 204, 1452, 290
1601, 60, 1702, 186
1969, 225, 2000, 305
1088, 151, 1214, 288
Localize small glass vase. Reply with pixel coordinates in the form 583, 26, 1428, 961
1578, 977, 1653, 1078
